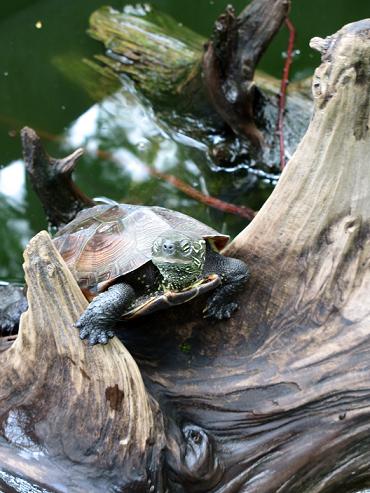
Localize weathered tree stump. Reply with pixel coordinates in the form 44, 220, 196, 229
0, 232, 164, 492
1, 18, 370, 493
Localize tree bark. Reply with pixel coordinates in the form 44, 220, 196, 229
1, 18, 370, 493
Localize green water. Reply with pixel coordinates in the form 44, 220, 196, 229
0, 0, 369, 281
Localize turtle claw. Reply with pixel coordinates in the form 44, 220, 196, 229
87, 328, 114, 346
88, 331, 99, 346
76, 323, 115, 346
79, 326, 89, 339
98, 334, 108, 345
203, 301, 238, 320
95, 330, 113, 345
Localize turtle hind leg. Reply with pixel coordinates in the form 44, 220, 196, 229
202, 252, 250, 320
75, 282, 135, 345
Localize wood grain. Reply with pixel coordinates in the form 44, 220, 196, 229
2, 18, 370, 493
0, 231, 164, 492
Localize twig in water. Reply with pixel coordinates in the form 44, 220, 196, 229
97, 148, 256, 220
151, 169, 256, 220
277, 17, 296, 170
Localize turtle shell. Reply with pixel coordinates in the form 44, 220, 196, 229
121, 274, 221, 320
53, 203, 229, 298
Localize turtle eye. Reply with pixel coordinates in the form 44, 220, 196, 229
180, 240, 192, 256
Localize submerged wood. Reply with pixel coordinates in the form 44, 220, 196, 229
2, 18, 370, 493
88, 2, 312, 171
0, 283, 27, 336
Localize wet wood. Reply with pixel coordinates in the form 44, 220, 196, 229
2, 18, 370, 493
124, 19, 370, 492
203, 0, 290, 145
0, 335, 16, 354
0, 283, 27, 336
89, 1, 311, 170
21, 127, 94, 229
89, 0, 291, 148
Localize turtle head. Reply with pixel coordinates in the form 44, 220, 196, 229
151, 230, 206, 291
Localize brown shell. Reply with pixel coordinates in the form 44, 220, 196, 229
53, 204, 229, 297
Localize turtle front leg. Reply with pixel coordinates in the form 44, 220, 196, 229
203, 252, 249, 320
75, 282, 135, 345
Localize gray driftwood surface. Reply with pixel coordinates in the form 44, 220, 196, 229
1, 19, 370, 493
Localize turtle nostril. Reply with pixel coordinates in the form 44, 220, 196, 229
163, 240, 174, 254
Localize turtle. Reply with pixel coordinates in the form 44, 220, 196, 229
53, 203, 250, 345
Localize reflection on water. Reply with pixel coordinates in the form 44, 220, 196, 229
0, 159, 25, 201
0, 470, 52, 493
0, 160, 32, 280
2, 72, 267, 281
66, 78, 259, 224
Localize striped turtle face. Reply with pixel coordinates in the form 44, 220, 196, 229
151, 230, 206, 291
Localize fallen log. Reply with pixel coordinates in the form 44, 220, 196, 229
1, 18, 370, 493
88, 1, 312, 172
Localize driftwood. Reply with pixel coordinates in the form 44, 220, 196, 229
21, 129, 94, 229
202, 0, 290, 145
0, 231, 163, 492
1, 18, 370, 493
88, 0, 312, 172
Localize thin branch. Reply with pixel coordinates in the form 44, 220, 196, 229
96, 148, 256, 221
278, 17, 296, 170
151, 170, 256, 220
